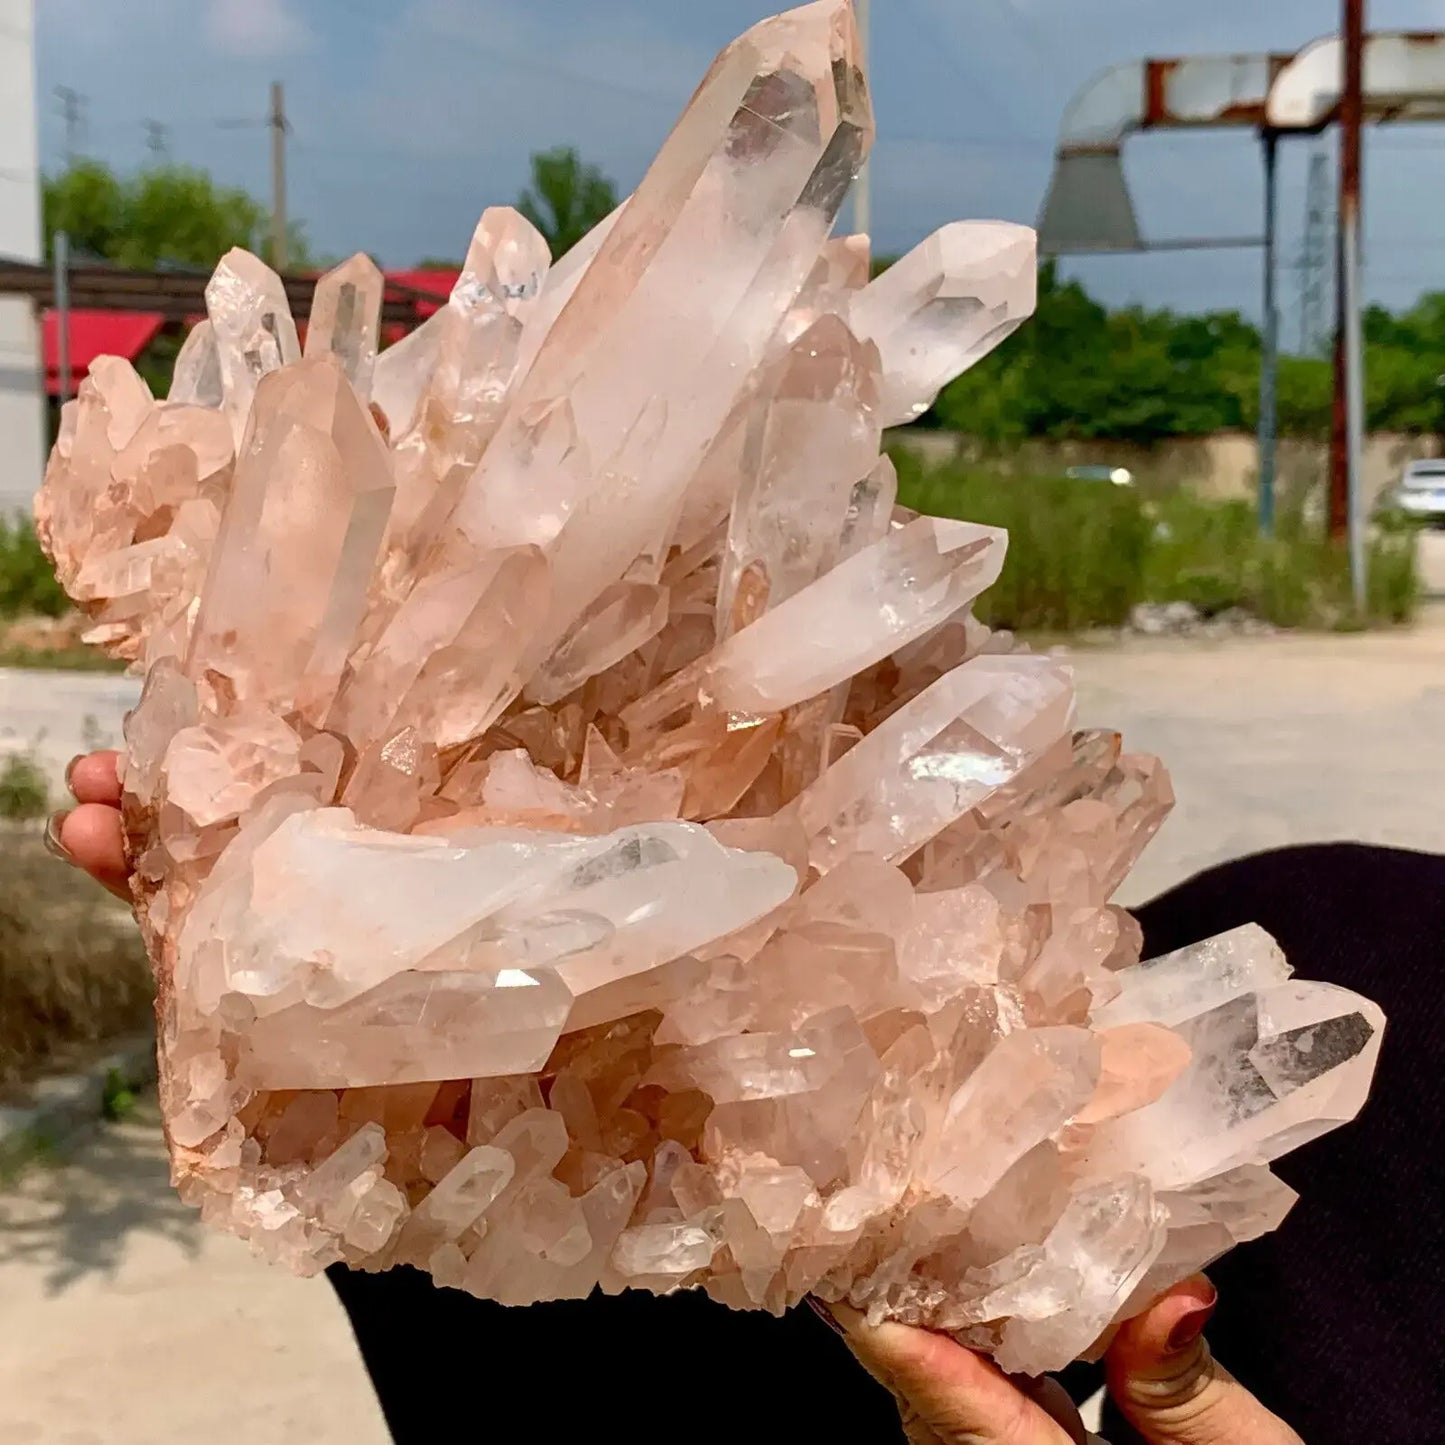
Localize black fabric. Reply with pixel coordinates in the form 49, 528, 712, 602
1090, 843, 1445, 1445
327, 843, 1443, 1444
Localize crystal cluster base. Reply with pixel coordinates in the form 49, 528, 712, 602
35, 0, 1382, 1376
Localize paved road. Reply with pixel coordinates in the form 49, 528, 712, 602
3, 612, 1445, 1442
0, 1099, 391, 1445
1072, 606, 1445, 903
0, 668, 138, 797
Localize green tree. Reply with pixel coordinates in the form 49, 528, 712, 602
43, 160, 314, 395
40, 160, 127, 262
1275, 356, 1333, 440
516, 148, 618, 259
43, 160, 311, 271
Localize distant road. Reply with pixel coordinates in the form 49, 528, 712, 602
0, 668, 140, 794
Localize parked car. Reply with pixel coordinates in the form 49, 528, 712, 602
1065, 464, 1135, 487
1380, 458, 1445, 525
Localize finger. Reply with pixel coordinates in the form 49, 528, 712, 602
831, 1304, 1075, 1445
1105, 1278, 1304, 1445
67, 750, 122, 807
1016, 1378, 1089, 1445
52, 804, 132, 901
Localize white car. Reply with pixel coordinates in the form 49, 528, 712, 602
1384, 459, 1445, 524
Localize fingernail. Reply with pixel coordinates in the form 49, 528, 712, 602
64, 754, 83, 790
1167, 1291, 1217, 1353
806, 1296, 846, 1339
44, 810, 73, 862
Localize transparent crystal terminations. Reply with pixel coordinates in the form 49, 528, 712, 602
34, 0, 1382, 1376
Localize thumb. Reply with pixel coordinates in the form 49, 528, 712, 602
1105, 1278, 1304, 1445
827, 1303, 1084, 1445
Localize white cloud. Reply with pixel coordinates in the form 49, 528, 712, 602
206, 0, 310, 58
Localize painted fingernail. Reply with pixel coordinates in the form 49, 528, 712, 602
44, 810, 73, 862
806, 1296, 846, 1339
1167, 1292, 1217, 1353
64, 754, 83, 790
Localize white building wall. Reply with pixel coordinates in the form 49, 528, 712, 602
0, 0, 44, 520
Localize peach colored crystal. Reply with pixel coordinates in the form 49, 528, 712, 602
35, 0, 1383, 1377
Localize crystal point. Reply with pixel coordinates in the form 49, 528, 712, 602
205, 247, 303, 444
852, 220, 1038, 426
305, 253, 384, 400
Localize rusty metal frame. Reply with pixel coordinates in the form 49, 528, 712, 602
1269, 30, 1445, 130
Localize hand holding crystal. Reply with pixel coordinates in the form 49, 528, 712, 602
833, 1277, 1304, 1445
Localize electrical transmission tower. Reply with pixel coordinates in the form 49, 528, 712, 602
143, 119, 170, 160
1298, 140, 1332, 357
53, 86, 86, 164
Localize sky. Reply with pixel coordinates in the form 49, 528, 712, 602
31, 0, 1445, 336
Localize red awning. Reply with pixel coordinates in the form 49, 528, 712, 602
39, 270, 458, 395
385, 270, 458, 318
43, 309, 165, 397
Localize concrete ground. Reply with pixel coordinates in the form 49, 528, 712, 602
3, 551, 1445, 1442
0, 1098, 392, 1445
1073, 608, 1445, 904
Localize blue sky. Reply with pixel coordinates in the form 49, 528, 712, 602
34, 0, 1445, 332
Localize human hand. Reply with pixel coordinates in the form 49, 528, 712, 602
828, 1277, 1304, 1445
44, 750, 131, 901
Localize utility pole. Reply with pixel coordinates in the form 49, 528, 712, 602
54, 232, 71, 405
854, 0, 871, 239
1329, 0, 1364, 556
53, 86, 85, 165
1258, 130, 1280, 537
269, 81, 289, 273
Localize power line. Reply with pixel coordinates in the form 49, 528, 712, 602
333, 0, 684, 108
981, 0, 1075, 87
897, 0, 1034, 136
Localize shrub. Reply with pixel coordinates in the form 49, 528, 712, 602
896, 454, 1420, 633
0, 516, 66, 619
1145, 494, 1421, 630
0, 752, 49, 821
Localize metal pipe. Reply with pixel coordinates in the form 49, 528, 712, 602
1330, 0, 1365, 543
854, 0, 871, 238
1345, 214, 1367, 613
1258, 131, 1279, 536
53, 230, 70, 406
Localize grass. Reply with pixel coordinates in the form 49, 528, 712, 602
894, 454, 1153, 631
0, 515, 123, 672
0, 516, 67, 620
893, 450, 1421, 633
1143, 495, 1420, 630
0, 642, 128, 673
0, 753, 50, 822
101, 1066, 139, 1122
0, 829, 151, 1089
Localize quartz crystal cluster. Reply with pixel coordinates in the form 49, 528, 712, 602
35, 0, 1383, 1375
